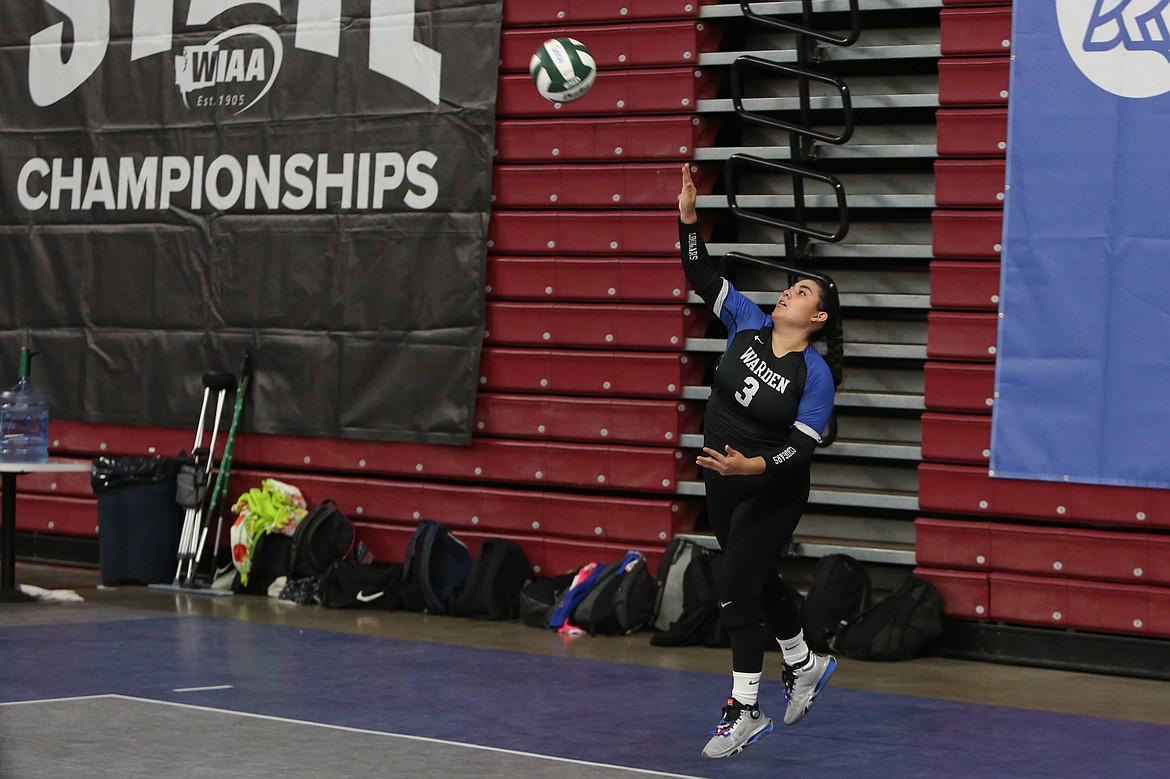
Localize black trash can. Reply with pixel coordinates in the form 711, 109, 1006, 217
91, 456, 185, 585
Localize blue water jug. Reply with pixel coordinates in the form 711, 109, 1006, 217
0, 347, 50, 463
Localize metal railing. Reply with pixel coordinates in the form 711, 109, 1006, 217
721, 0, 862, 447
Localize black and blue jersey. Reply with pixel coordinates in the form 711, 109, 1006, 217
679, 220, 834, 473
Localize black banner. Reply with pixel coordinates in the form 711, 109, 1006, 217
0, 0, 501, 445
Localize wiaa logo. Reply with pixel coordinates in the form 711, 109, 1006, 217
175, 25, 282, 114
1059, 0, 1170, 97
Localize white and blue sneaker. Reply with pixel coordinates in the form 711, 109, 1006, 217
701, 698, 773, 759
783, 653, 837, 725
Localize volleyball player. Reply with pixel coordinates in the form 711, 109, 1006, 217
677, 164, 845, 759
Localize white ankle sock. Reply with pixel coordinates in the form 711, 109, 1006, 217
778, 631, 810, 667
731, 671, 762, 706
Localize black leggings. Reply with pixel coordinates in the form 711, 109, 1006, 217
704, 467, 809, 674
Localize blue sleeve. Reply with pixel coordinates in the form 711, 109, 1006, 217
795, 348, 835, 441
762, 349, 836, 474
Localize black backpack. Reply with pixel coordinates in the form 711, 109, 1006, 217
650, 541, 724, 647
802, 553, 871, 652
572, 551, 657, 635
288, 499, 356, 580
519, 571, 577, 628
548, 561, 608, 629
319, 560, 403, 610
234, 531, 294, 595
399, 519, 472, 614
652, 537, 707, 632
832, 574, 944, 661
451, 538, 533, 620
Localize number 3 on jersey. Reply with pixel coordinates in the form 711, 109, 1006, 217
735, 376, 760, 407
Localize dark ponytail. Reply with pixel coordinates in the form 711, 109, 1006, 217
809, 276, 844, 388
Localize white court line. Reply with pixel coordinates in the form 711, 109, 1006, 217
172, 684, 234, 692
0, 693, 123, 707
17, 694, 702, 779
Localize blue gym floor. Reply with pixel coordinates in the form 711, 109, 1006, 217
2, 600, 1168, 779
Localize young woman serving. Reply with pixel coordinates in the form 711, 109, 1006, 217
677, 164, 844, 759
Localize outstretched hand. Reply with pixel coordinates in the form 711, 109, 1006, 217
696, 444, 766, 476
679, 163, 698, 224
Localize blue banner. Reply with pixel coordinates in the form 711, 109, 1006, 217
992, 0, 1170, 489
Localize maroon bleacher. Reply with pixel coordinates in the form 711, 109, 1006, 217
918, 517, 1170, 587
925, 311, 998, 361
988, 525, 1170, 586
920, 412, 990, 465
988, 574, 1168, 639
938, 58, 1010, 106
495, 116, 720, 163
499, 21, 721, 71
917, 515, 1170, 638
919, 463, 1170, 531
13, 495, 96, 538
478, 347, 709, 398
931, 210, 1003, 258
914, 567, 990, 620
501, 0, 710, 26
485, 302, 707, 350
929, 260, 1000, 310
488, 211, 688, 255
491, 162, 715, 209
923, 362, 995, 412
916, 518, 992, 571
486, 256, 689, 303
917, 564, 1170, 640
933, 160, 1006, 208
936, 108, 1007, 157
474, 394, 702, 445
939, 6, 1012, 56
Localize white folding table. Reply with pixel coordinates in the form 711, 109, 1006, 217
0, 460, 93, 602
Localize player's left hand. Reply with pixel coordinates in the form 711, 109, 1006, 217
679, 164, 698, 224
697, 445, 766, 476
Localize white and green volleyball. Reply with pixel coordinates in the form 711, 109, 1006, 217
530, 38, 597, 103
